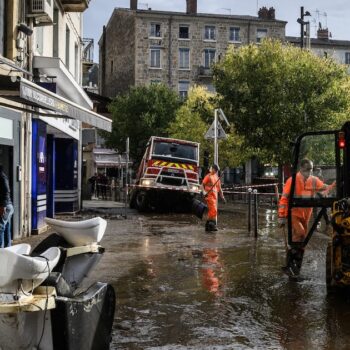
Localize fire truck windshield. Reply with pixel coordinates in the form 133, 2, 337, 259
153, 141, 198, 162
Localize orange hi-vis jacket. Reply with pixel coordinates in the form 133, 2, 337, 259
202, 173, 222, 220
278, 172, 330, 220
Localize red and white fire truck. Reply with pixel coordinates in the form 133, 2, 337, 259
130, 136, 201, 211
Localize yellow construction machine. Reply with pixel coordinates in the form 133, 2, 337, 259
285, 122, 350, 292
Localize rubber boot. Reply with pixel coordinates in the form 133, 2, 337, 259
283, 248, 304, 277
208, 220, 218, 232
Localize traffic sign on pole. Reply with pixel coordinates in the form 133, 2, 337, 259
204, 121, 227, 140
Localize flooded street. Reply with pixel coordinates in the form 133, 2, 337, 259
89, 205, 350, 350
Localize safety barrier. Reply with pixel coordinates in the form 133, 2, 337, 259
223, 183, 280, 237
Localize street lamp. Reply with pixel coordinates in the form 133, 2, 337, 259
297, 6, 311, 49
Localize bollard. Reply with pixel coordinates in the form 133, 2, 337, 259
248, 188, 252, 232
253, 189, 258, 238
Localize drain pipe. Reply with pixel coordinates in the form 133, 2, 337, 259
168, 16, 173, 88
247, 20, 251, 44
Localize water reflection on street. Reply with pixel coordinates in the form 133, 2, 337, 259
107, 207, 350, 350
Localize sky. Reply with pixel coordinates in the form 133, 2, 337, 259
83, 0, 350, 63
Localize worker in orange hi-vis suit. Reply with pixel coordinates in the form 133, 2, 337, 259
201, 164, 226, 232
278, 158, 335, 276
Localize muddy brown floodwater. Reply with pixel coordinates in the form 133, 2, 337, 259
87, 205, 350, 350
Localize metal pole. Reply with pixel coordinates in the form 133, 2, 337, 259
253, 189, 258, 238
300, 6, 304, 49
125, 137, 129, 219
248, 187, 252, 232
214, 109, 218, 165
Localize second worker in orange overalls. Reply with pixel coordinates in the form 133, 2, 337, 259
201, 164, 226, 232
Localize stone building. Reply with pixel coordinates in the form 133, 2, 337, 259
287, 27, 350, 68
99, 0, 287, 98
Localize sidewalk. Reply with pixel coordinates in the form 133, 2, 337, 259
81, 199, 135, 216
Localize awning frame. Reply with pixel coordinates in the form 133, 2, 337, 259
0, 76, 112, 132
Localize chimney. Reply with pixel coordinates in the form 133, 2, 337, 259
317, 28, 329, 40
258, 6, 275, 20
186, 0, 197, 15
268, 7, 275, 20
130, 0, 137, 10
258, 7, 269, 19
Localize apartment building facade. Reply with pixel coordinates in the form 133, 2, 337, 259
0, 0, 111, 238
287, 28, 350, 68
99, 0, 287, 98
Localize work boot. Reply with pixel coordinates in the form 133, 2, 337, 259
283, 248, 304, 276
208, 220, 218, 232
205, 221, 210, 231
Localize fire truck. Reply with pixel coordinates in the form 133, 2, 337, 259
129, 136, 201, 211
285, 121, 350, 292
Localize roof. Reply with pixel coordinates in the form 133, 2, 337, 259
151, 136, 199, 147
117, 7, 287, 24
286, 36, 350, 48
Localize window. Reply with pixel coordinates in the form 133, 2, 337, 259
204, 49, 216, 68
179, 25, 189, 39
150, 48, 161, 68
65, 25, 70, 69
256, 29, 267, 43
229, 27, 240, 42
205, 84, 216, 93
53, 8, 59, 57
150, 23, 161, 38
204, 26, 216, 40
0, 0, 5, 56
179, 48, 190, 69
35, 27, 44, 55
179, 81, 190, 99
345, 52, 350, 64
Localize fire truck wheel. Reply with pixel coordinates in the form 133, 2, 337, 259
129, 192, 136, 209
136, 191, 149, 211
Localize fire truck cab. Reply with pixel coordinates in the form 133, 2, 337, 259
130, 136, 201, 211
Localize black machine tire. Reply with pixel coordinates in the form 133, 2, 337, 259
326, 241, 336, 293
129, 190, 136, 209
135, 190, 149, 211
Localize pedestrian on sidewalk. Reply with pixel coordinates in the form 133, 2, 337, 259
201, 164, 226, 232
0, 165, 14, 247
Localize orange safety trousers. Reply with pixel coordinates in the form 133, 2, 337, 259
202, 173, 221, 221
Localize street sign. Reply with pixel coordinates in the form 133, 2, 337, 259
204, 121, 227, 140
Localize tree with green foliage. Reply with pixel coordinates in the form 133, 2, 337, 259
104, 84, 181, 165
213, 39, 350, 165
168, 86, 247, 168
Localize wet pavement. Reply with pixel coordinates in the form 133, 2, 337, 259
82, 203, 350, 350
19, 201, 350, 349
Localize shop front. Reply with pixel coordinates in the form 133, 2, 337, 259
0, 75, 112, 235
0, 107, 21, 239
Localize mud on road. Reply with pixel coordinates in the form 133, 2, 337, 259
81, 205, 350, 350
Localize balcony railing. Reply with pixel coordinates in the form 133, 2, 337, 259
60, 0, 90, 12
197, 66, 213, 78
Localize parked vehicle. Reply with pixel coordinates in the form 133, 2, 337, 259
130, 136, 201, 211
